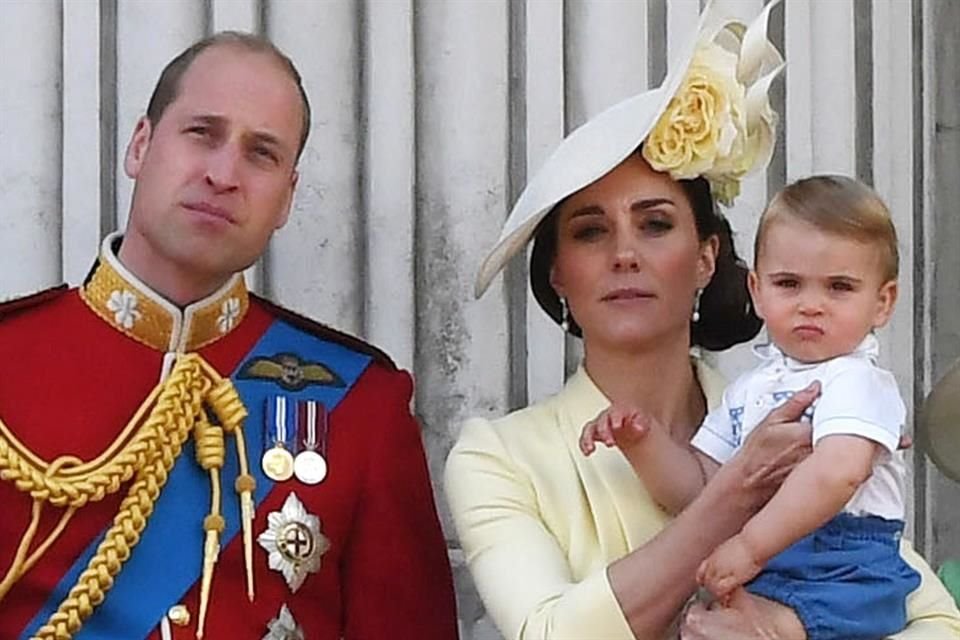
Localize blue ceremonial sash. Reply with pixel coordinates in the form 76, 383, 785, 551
21, 320, 372, 639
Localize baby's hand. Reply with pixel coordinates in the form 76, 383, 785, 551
579, 406, 652, 456
696, 534, 764, 602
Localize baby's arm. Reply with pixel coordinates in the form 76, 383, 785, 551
698, 433, 879, 598
580, 407, 719, 514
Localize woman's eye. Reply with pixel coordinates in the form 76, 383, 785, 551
572, 225, 605, 241
642, 218, 673, 234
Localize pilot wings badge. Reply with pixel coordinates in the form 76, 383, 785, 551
239, 353, 345, 391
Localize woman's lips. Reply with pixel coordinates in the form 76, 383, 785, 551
600, 288, 655, 302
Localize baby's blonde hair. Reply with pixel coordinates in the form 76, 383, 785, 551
755, 175, 899, 281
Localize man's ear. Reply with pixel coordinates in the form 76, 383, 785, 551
747, 270, 766, 321
872, 279, 898, 329
124, 117, 153, 179
274, 170, 299, 230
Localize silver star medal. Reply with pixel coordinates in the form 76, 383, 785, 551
257, 492, 330, 592
262, 604, 304, 640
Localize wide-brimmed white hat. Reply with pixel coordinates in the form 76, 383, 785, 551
918, 358, 960, 483
475, 0, 785, 299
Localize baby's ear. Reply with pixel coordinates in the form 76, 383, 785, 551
873, 279, 898, 329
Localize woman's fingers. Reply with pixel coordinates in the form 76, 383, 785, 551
743, 436, 812, 489
681, 590, 806, 640
762, 380, 820, 424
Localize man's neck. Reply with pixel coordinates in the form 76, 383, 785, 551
116, 232, 229, 308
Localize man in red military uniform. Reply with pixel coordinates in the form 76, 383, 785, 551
0, 32, 458, 640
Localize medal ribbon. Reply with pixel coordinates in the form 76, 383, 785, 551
300, 400, 327, 455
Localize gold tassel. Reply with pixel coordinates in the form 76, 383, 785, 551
206, 373, 256, 601
194, 417, 225, 638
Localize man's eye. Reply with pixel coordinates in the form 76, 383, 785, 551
831, 281, 854, 292
252, 146, 279, 164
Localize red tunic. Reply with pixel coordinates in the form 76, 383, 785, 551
0, 244, 457, 639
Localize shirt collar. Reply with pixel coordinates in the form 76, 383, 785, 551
751, 333, 880, 371
79, 231, 250, 353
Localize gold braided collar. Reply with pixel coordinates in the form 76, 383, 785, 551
80, 232, 250, 353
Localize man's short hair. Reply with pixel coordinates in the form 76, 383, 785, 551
145, 31, 311, 161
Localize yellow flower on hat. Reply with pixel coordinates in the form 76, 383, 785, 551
643, 13, 782, 207
644, 43, 744, 183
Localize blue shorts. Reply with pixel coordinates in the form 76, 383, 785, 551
746, 513, 921, 640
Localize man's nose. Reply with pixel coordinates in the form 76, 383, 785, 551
204, 145, 241, 192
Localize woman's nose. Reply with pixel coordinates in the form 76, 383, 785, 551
612, 238, 640, 271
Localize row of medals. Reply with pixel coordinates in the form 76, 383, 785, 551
260, 396, 329, 638
261, 395, 328, 485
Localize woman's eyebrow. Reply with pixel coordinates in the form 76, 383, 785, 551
568, 205, 604, 219
632, 197, 675, 211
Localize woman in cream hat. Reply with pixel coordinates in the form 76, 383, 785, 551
445, 2, 960, 638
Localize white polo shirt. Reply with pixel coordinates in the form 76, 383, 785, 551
691, 334, 906, 520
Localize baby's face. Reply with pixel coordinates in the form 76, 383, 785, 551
748, 216, 897, 364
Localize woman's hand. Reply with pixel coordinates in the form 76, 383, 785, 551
720, 382, 818, 512
679, 589, 807, 640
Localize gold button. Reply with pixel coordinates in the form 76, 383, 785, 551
168, 604, 191, 627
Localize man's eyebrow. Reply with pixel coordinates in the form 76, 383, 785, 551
248, 130, 283, 149
190, 114, 225, 126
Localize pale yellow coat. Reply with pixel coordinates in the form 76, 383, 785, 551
445, 362, 960, 640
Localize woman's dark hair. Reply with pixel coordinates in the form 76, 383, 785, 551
529, 156, 762, 350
